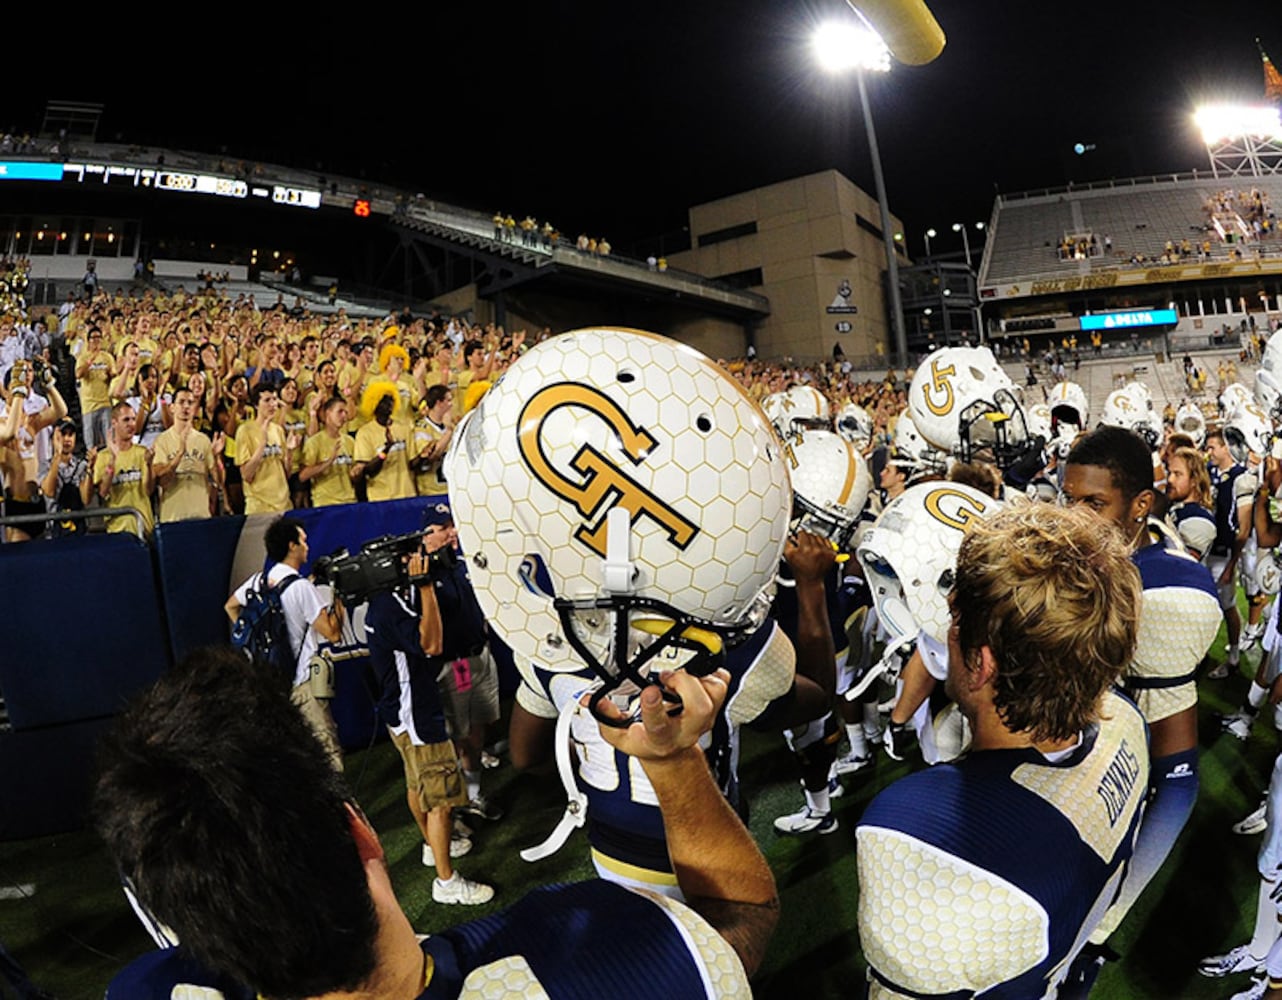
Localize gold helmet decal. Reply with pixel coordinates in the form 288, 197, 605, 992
518, 382, 700, 558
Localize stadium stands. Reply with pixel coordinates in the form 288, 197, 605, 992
981, 174, 1282, 286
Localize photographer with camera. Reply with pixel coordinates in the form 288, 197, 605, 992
224, 517, 345, 769
423, 517, 503, 822
364, 528, 494, 905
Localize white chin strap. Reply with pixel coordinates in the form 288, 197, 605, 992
601, 506, 636, 594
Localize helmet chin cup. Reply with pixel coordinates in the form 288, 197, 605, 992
554, 594, 741, 728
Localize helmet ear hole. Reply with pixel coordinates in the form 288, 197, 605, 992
969, 366, 986, 381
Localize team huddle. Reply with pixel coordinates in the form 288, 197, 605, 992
95, 326, 1282, 998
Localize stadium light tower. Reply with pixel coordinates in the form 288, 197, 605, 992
1194, 104, 1282, 177
813, 18, 908, 369
951, 221, 985, 269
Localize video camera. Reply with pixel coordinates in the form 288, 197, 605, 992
312, 530, 457, 605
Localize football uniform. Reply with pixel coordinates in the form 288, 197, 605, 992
518, 619, 795, 890
1086, 537, 1219, 945
857, 690, 1148, 1000
1166, 499, 1216, 563
108, 880, 749, 1000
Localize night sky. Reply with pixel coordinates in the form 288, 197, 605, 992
6, 1, 1277, 258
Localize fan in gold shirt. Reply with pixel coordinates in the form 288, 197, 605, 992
353, 381, 415, 502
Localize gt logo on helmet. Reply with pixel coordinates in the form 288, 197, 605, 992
518, 382, 700, 558
923, 487, 990, 531
923, 359, 956, 417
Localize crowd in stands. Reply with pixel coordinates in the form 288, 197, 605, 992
0, 269, 558, 541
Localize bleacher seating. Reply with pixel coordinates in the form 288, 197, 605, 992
981, 175, 1282, 286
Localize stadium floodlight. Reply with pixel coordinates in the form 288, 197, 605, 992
1194, 104, 1282, 145
1195, 104, 1282, 177
813, 20, 891, 74
812, 18, 906, 368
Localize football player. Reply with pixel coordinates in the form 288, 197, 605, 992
1060, 426, 1220, 990
857, 503, 1149, 998
447, 328, 807, 896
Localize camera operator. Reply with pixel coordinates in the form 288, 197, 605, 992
425, 517, 503, 822
224, 517, 344, 769
364, 530, 494, 905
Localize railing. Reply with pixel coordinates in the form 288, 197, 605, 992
0, 506, 147, 541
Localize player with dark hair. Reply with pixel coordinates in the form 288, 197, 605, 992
97, 647, 777, 998
1060, 425, 1219, 989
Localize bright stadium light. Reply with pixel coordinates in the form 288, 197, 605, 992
1194, 104, 1282, 144
813, 20, 891, 74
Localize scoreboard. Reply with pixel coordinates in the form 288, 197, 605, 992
0, 160, 322, 210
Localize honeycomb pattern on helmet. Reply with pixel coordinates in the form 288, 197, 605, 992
446, 328, 792, 671
857, 482, 1001, 645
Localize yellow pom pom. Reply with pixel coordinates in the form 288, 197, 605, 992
378, 342, 409, 373
360, 380, 400, 419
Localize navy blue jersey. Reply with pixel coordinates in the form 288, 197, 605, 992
771, 562, 868, 665
856, 691, 1148, 999
1210, 461, 1248, 554
518, 619, 795, 875
366, 587, 450, 744
108, 882, 748, 999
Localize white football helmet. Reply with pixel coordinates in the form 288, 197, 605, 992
785, 384, 830, 428
762, 385, 830, 441
857, 481, 1002, 646
1173, 401, 1207, 447
445, 328, 792, 710
1257, 370, 1282, 422
787, 428, 873, 549
1123, 380, 1153, 411
1047, 381, 1089, 433
1220, 382, 1254, 418
1224, 400, 1272, 464
1100, 387, 1161, 449
908, 346, 1030, 468
1258, 335, 1282, 419
836, 402, 874, 448
1255, 549, 1282, 597
1024, 402, 1053, 443
890, 411, 949, 480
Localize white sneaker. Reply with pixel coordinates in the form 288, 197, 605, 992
833, 750, 874, 775
1223, 711, 1255, 741
422, 835, 472, 867
432, 873, 495, 905
1234, 800, 1269, 835
773, 806, 837, 835
453, 816, 474, 839
827, 776, 845, 800
1242, 622, 1267, 650
1230, 974, 1267, 1000
1207, 660, 1231, 680
1198, 943, 1266, 978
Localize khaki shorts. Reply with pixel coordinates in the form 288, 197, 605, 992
390, 729, 467, 812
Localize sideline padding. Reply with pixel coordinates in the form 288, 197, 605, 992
153, 514, 247, 662
0, 495, 478, 838
0, 533, 169, 730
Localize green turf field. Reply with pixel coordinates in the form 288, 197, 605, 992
1, 621, 1279, 998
